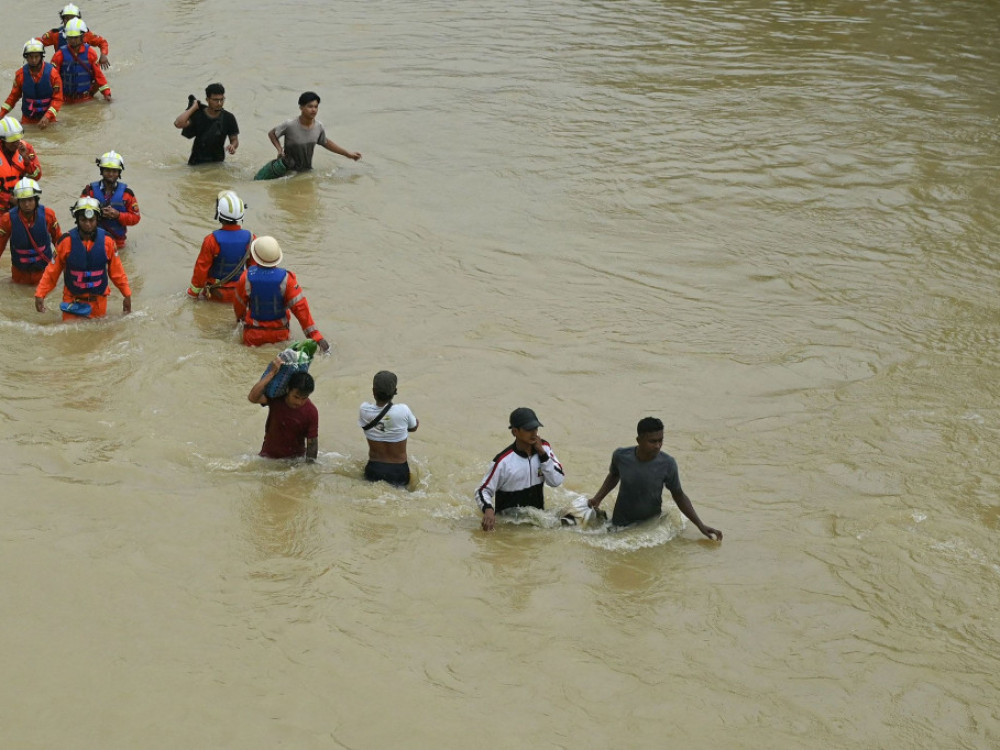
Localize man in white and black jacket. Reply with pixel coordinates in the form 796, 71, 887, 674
475, 407, 565, 531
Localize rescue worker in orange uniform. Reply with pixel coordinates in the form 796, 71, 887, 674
37, 4, 111, 70
34, 196, 131, 321
188, 190, 256, 303
50, 18, 111, 105
233, 236, 330, 351
0, 116, 43, 208
0, 178, 61, 285
1, 39, 63, 130
79, 151, 138, 249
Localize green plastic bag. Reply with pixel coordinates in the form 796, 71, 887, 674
254, 157, 289, 181
263, 340, 319, 398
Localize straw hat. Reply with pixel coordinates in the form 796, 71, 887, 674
250, 236, 283, 267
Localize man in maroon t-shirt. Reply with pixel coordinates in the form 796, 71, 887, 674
248, 357, 318, 460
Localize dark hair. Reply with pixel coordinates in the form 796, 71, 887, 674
205, 82, 225, 98
287, 371, 315, 396
372, 370, 397, 402
637, 417, 664, 436
298, 91, 320, 107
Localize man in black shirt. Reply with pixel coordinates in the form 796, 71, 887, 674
173, 82, 239, 165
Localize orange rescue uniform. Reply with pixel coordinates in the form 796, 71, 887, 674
0, 206, 61, 284
79, 181, 140, 249
37, 28, 110, 57
233, 267, 325, 347
50, 46, 110, 104
1, 65, 64, 124
188, 225, 257, 303
35, 230, 131, 321
0, 142, 42, 207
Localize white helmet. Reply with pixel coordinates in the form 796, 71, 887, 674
72, 196, 102, 218
23, 39, 45, 58
60, 4, 82, 19
0, 116, 24, 143
12, 178, 42, 200
96, 150, 125, 171
249, 236, 283, 267
215, 190, 246, 222
64, 18, 87, 38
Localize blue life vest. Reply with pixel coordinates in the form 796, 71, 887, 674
58, 43, 93, 97
209, 228, 251, 282
89, 180, 128, 239
8, 206, 53, 271
21, 63, 55, 120
247, 266, 288, 322
64, 228, 109, 297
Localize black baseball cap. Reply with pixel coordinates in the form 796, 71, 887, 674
509, 407, 542, 430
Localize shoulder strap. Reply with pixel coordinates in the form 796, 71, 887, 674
362, 402, 393, 431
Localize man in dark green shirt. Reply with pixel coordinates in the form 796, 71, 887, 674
588, 417, 722, 539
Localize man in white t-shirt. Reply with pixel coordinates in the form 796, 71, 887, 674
358, 370, 418, 487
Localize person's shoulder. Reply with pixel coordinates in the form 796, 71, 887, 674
611, 446, 633, 460
654, 450, 678, 470
491, 442, 518, 464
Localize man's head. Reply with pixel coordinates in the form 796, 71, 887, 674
249, 236, 282, 267
71, 196, 101, 236
298, 91, 320, 107
285, 371, 315, 408
635, 417, 664, 460
23, 39, 45, 69
298, 91, 320, 120
215, 190, 245, 224
60, 3, 82, 24
372, 370, 397, 402
13, 178, 41, 214
0, 116, 24, 154
509, 407, 542, 443
96, 150, 124, 184
205, 82, 225, 112
64, 18, 86, 50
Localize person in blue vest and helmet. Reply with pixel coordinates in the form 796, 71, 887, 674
37, 4, 111, 70
34, 196, 132, 321
79, 150, 139, 249
0, 116, 43, 209
50, 18, 111, 105
0, 178, 62, 285
0, 39, 64, 130
187, 190, 256, 303
233, 236, 330, 351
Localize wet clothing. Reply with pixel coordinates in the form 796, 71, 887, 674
34, 227, 130, 320
0, 205, 61, 284
188, 224, 255, 303
38, 27, 109, 57
259, 397, 318, 459
364, 460, 410, 487
51, 44, 110, 103
605, 447, 683, 527
475, 441, 564, 513
80, 180, 140, 248
233, 265, 324, 347
1, 63, 63, 123
359, 402, 418, 442
0, 142, 42, 208
271, 117, 328, 171
181, 106, 239, 165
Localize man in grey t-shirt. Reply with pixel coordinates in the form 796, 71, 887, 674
588, 417, 722, 539
267, 91, 361, 171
